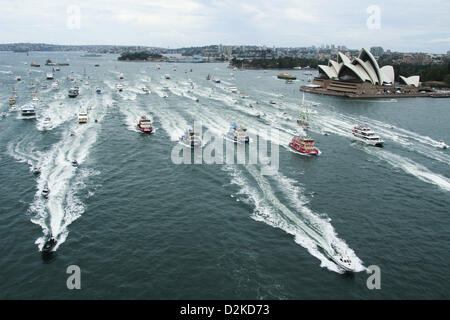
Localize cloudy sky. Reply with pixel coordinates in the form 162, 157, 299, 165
0, 0, 449, 53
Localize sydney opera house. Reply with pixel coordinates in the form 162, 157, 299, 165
303, 48, 425, 97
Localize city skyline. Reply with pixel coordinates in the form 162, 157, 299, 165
0, 0, 449, 54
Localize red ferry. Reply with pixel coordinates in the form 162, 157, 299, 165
289, 136, 319, 156
137, 116, 153, 133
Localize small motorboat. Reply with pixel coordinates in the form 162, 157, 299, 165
42, 185, 50, 198
1, 112, 7, 118
438, 140, 448, 149
164, 74, 171, 79
33, 167, 41, 176
42, 236, 57, 253
330, 253, 357, 272
95, 119, 98, 123
142, 87, 150, 94
9, 97, 16, 105
116, 84, 123, 92
96, 88, 102, 94
322, 131, 329, 136
16, 75, 22, 81
71, 160, 79, 167
119, 73, 124, 79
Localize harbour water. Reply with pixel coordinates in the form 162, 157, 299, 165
0, 51, 449, 299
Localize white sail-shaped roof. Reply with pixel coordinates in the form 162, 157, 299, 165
399, 76, 420, 87
380, 66, 395, 84
318, 65, 338, 79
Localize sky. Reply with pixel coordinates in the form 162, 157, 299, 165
0, 0, 449, 53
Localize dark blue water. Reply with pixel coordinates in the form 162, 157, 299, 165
0, 51, 449, 299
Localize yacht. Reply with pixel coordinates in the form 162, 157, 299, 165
78, 110, 88, 124
352, 126, 384, 147
180, 129, 201, 148
21, 105, 36, 118
330, 253, 357, 272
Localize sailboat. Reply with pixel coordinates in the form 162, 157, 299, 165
297, 93, 310, 128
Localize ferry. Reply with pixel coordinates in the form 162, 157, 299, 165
277, 73, 296, 80
30, 62, 40, 67
225, 122, 249, 143
9, 97, 16, 105
46, 72, 54, 80
21, 105, 36, 118
116, 83, 123, 92
180, 129, 201, 148
68, 88, 79, 98
78, 110, 88, 124
137, 115, 153, 133
352, 126, 384, 147
289, 135, 319, 156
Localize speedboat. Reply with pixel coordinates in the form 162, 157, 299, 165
9, 97, 16, 105
137, 115, 153, 133
9, 105, 17, 112
32, 167, 41, 176
1, 112, 7, 118
142, 87, 150, 94
119, 73, 124, 79
213, 78, 221, 83
116, 83, 123, 92
71, 160, 79, 167
42, 236, 57, 253
21, 105, 36, 118
43, 117, 51, 126
96, 87, 102, 94
229, 86, 238, 93
16, 75, 21, 81
352, 125, 384, 147
180, 129, 201, 148
42, 185, 50, 198
289, 135, 320, 156
78, 110, 88, 124
46, 72, 54, 80
225, 122, 249, 143
330, 253, 357, 272
164, 74, 171, 79
438, 140, 448, 149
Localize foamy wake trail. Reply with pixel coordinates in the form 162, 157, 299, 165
27, 94, 111, 251
224, 165, 365, 273
364, 147, 450, 192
